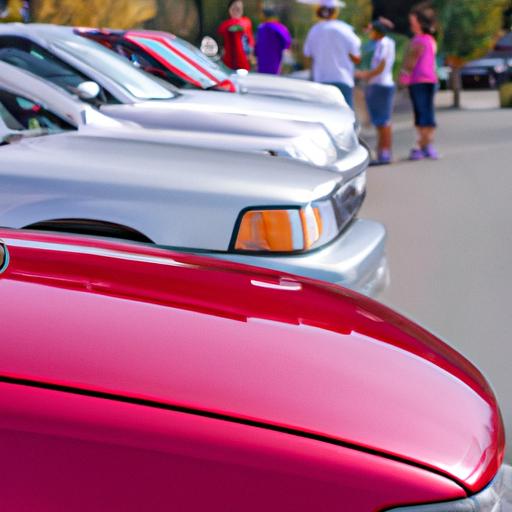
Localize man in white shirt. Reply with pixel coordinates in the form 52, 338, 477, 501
303, 0, 361, 108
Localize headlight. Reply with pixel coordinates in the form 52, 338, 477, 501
232, 174, 366, 253
291, 130, 338, 167
335, 127, 359, 152
387, 465, 512, 512
494, 64, 506, 74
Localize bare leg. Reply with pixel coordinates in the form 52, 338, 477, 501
377, 125, 393, 152
417, 126, 436, 148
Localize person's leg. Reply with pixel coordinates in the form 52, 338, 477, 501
409, 84, 439, 160
408, 85, 425, 160
367, 85, 393, 165
421, 84, 438, 159
377, 85, 395, 157
378, 125, 393, 152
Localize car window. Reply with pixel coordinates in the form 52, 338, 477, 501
0, 37, 116, 105
171, 36, 230, 81
53, 36, 176, 101
0, 88, 74, 133
115, 41, 190, 89
127, 34, 228, 90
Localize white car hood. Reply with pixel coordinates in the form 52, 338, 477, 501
133, 89, 354, 140
235, 73, 347, 108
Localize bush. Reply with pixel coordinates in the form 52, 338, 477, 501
499, 83, 512, 108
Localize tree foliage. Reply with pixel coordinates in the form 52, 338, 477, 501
433, 0, 509, 61
341, 0, 373, 32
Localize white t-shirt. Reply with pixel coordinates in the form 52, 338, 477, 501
303, 20, 361, 87
369, 36, 396, 86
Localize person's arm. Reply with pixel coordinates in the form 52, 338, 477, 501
350, 53, 362, 65
245, 18, 256, 51
303, 31, 313, 70
399, 40, 423, 85
281, 26, 292, 51
349, 33, 362, 65
356, 59, 386, 80
402, 41, 423, 75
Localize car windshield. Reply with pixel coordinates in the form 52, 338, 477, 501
128, 33, 230, 89
53, 37, 176, 101
0, 87, 74, 139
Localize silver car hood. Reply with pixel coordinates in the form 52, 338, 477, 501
0, 133, 340, 249
235, 73, 347, 108
76, 124, 324, 164
101, 101, 329, 139
148, 89, 355, 139
0, 133, 340, 204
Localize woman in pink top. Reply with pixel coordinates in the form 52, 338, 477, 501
400, 2, 439, 160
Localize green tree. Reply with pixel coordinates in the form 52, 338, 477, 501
433, 0, 508, 106
342, 0, 373, 32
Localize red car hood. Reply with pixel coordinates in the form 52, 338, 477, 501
0, 230, 505, 494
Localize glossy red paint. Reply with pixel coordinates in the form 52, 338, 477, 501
0, 229, 505, 501
0, 382, 467, 511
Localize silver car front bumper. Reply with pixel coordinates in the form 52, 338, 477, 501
387, 464, 512, 511
201, 219, 389, 298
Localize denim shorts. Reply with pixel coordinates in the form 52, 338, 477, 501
409, 83, 437, 127
365, 85, 396, 127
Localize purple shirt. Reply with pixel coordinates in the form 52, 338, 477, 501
255, 21, 292, 74
410, 34, 438, 84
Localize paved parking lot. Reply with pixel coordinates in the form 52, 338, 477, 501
360, 90, 512, 461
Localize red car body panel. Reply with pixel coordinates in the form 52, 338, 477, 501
0, 382, 465, 511
0, 229, 505, 500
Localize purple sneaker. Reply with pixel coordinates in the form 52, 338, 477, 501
409, 148, 425, 161
422, 144, 440, 159
370, 150, 392, 166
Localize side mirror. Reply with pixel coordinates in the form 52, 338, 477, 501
76, 81, 101, 101
0, 241, 9, 274
200, 36, 219, 58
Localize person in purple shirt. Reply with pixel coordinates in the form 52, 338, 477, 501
255, 6, 292, 75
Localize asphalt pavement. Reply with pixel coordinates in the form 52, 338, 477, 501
359, 90, 512, 461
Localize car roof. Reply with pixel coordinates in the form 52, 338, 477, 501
0, 228, 503, 493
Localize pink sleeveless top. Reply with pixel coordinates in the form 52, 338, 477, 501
411, 34, 437, 84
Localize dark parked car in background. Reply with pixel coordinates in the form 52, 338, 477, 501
461, 54, 512, 89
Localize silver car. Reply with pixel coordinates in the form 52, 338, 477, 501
0, 61, 364, 175
0, 85, 387, 296
0, 24, 368, 175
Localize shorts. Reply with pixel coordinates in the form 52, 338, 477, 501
365, 84, 396, 127
324, 82, 354, 109
409, 83, 437, 127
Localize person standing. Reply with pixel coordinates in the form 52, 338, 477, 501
400, 1, 439, 160
356, 18, 396, 165
255, 6, 292, 75
218, 0, 255, 71
0, 0, 9, 19
303, 0, 361, 108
